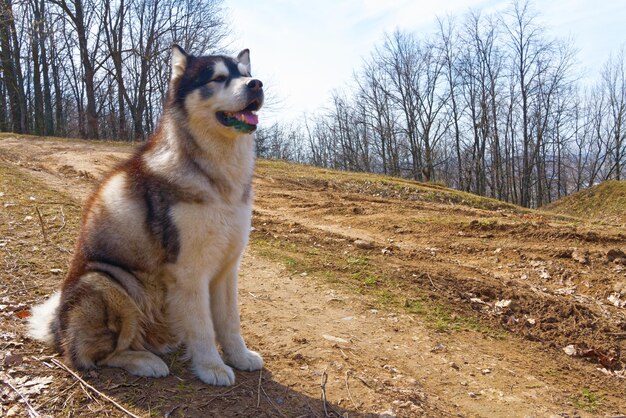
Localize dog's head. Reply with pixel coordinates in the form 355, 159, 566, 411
168, 45, 264, 139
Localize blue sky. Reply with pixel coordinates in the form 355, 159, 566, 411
224, 0, 626, 125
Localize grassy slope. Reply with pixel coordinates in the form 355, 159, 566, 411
256, 159, 528, 213
544, 180, 626, 225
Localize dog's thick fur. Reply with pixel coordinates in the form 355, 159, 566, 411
28, 46, 264, 386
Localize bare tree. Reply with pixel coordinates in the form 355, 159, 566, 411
1, 0, 623, 208
51, 0, 102, 139
436, 15, 464, 189
601, 46, 626, 180
357, 57, 400, 176
0, 0, 27, 133
381, 30, 424, 180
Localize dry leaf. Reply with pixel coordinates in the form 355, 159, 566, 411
554, 287, 576, 295
430, 343, 446, 353
563, 345, 577, 356
470, 297, 488, 305
580, 348, 618, 368
6, 375, 54, 396
15, 309, 31, 319
3, 352, 23, 367
322, 334, 349, 344
607, 293, 626, 307
495, 299, 511, 308
19, 375, 53, 389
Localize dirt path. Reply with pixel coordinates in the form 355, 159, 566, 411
1, 135, 625, 417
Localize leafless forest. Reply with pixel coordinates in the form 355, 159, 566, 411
257, 2, 626, 208
0, 0, 624, 207
0, 0, 228, 141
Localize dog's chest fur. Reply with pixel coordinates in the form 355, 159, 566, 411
143, 131, 255, 276
172, 188, 252, 273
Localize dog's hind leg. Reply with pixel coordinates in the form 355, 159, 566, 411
59, 272, 169, 377
100, 350, 169, 377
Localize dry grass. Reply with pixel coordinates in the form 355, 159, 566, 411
544, 180, 626, 225
256, 159, 528, 213
2, 135, 626, 416
0, 162, 82, 298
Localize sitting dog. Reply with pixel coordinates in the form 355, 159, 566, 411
28, 45, 264, 386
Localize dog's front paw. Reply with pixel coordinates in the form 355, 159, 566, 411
224, 349, 263, 371
193, 361, 235, 386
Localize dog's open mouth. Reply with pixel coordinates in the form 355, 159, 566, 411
216, 100, 261, 133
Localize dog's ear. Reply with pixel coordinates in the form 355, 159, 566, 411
237, 49, 251, 74
171, 44, 188, 80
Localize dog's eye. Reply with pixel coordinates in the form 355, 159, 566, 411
212, 75, 227, 83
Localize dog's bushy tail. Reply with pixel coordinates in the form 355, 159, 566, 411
28, 292, 60, 345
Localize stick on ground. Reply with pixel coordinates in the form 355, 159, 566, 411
257, 369, 262, 408
321, 367, 329, 417
57, 205, 66, 233
260, 385, 289, 418
35, 207, 47, 242
1, 374, 40, 417
49, 358, 141, 418
345, 371, 358, 409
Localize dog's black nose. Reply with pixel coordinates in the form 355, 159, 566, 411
247, 79, 263, 91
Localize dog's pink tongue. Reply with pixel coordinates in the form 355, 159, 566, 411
240, 111, 258, 125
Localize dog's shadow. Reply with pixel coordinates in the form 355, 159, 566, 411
88, 357, 370, 417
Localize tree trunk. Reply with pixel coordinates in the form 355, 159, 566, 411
31, 2, 44, 135
55, 0, 99, 138
35, 0, 54, 135
0, 0, 27, 133
0, 75, 7, 130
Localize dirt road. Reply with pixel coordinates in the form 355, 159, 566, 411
1, 135, 625, 417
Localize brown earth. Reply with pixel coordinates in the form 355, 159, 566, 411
0, 134, 625, 417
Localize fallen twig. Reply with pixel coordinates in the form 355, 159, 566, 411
1, 374, 40, 417
0, 284, 40, 299
55, 244, 72, 254
353, 374, 373, 389
199, 382, 245, 408
257, 368, 262, 408
61, 388, 75, 411
164, 404, 179, 418
36, 381, 78, 409
50, 358, 141, 418
35, 206, 48, 242
57, 205, 66, 233
345, 371, 358, 409
426, 273, 437, 290
78, 381, 96, 402
29, 201, 81, 207
338, 348, 348, 359
260, 384, 289, 418
321, 367, 329, 417
107, 377, 141, 390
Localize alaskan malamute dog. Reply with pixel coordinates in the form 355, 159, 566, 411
28, 46, 264, 386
